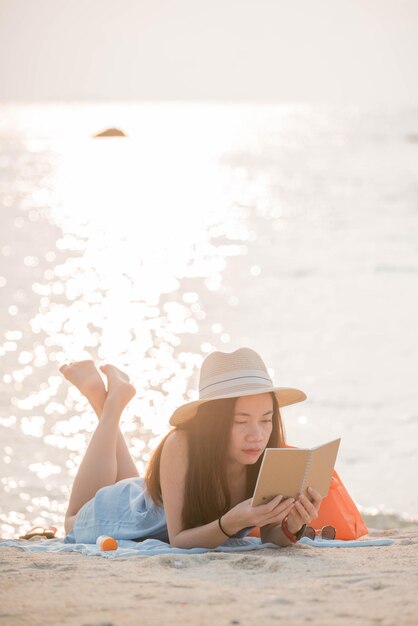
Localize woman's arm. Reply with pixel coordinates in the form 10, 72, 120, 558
172, 497, 296, 549
260, 523, 294, 547
171, 516, 243, 549
160, 430, 244, 548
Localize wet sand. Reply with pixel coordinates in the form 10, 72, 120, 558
0, 527, 417, 626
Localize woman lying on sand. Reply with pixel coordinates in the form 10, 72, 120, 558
60, 347, 322, 548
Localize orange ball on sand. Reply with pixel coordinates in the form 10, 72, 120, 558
96, 535, 118, 551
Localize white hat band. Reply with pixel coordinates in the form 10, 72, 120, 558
199, 369, 273, 400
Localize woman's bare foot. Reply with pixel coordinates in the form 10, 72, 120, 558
99, 365, 136, 408
59, 360, 106, 418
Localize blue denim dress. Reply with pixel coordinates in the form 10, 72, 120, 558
64, 477, 254, 544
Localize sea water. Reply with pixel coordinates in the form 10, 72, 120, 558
0, 102, 417, 538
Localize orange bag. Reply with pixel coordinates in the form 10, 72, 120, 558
308, 468, 368, 539
248, 444, 368, 540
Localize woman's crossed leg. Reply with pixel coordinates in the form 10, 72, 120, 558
60, 361, 139, 533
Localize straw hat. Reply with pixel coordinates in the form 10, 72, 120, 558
169, 347, 306, 426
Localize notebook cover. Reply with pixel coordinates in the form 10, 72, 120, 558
303, 438, 341, 497
251, 438, 341, 507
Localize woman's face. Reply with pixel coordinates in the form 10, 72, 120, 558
227, 393, 274, 466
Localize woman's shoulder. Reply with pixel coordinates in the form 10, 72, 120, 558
160, 429, 189, 469
163, 429, 189, 452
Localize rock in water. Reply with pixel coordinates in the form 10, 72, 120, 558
93, 128, 127, 138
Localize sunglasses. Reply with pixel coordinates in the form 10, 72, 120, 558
303, 525, 336, 540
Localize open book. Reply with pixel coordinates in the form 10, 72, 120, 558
251, 438, 341, 507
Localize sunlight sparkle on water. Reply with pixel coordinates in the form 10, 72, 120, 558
0, 104, 293, 537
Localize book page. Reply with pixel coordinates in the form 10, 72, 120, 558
251, 449, 308, 507
303, 438, 341, 497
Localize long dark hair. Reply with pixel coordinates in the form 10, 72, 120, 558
145, 393, 286, 530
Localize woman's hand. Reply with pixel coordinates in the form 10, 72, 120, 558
223, 494, 295, 533
285, 486, 323, 534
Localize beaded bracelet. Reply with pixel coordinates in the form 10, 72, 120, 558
218, 516, 233, 538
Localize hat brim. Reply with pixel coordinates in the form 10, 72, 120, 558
169, 386, 307, 427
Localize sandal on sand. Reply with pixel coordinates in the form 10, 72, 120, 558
19, 526, 57, 540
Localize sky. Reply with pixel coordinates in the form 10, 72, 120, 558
0, 0, 417, 103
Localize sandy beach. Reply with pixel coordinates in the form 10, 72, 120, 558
1, 527, 417, 626
1, 0, 418, 620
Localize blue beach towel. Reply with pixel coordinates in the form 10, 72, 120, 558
0, 478, 394, 557
0, 535, 394, 558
